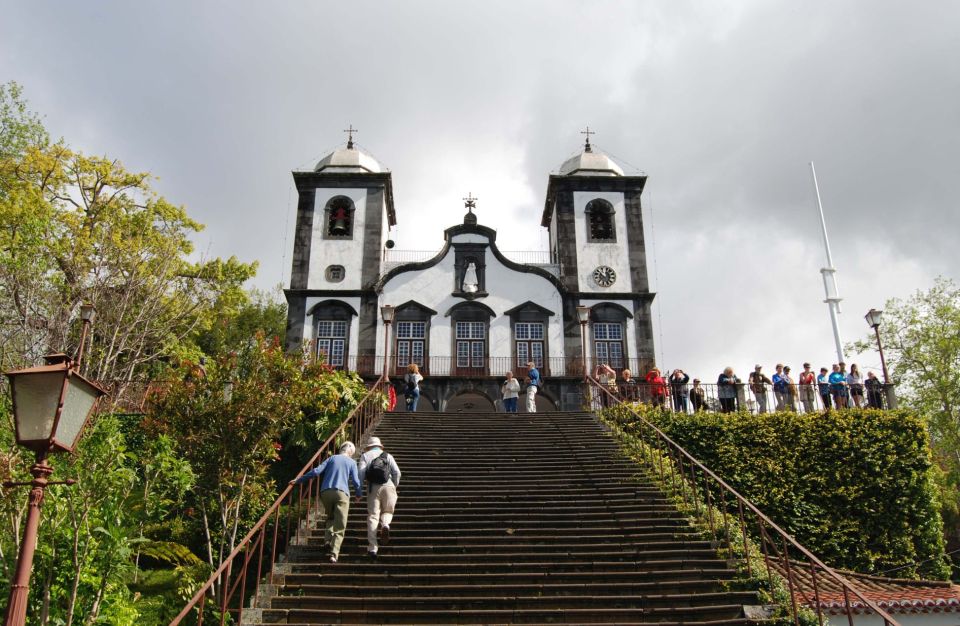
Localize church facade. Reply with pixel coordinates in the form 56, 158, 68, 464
284, 134, 656, 411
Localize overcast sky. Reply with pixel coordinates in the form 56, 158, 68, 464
2, 1, 957, 380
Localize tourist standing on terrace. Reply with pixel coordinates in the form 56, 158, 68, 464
292, 441, 362, 563
782, 366, 798, 411
865, 371, 884, 408
829, 364, 848, 408
798, 363, 817, 413
620, 368, 638, 401
690, 379, 707, 411
749, 365, 772, 414
717, 367, 739, 413
645, 367, 668, 408
847, 363, 865, 408
669, 369, 690, 413
501, 372, 520, 413
772, 364, 787, 411
358, 437, 401, 559
525, 361, 541, 412
817, 367, 832, 409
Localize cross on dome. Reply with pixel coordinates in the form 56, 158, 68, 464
343, 124, 358, 149
462, 192, 478, 212
580, 126, 595, 153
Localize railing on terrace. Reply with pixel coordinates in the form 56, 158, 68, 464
583, 376, 901, 626
168, 377, 389, 626
332, 356, 895, 412
382, 249, 557, 271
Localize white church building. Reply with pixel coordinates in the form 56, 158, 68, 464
284, 133, 656, 412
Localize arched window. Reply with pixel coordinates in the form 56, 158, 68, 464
585, 198, 616, 242
447, 302, 495, 376
590, 303, 632, 371
309, 300, 357, 369
392, 302, 436, 376
323, 196, 355, 239
505, 301, 554, 375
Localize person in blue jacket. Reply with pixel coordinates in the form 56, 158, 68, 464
291, 441, 362, 563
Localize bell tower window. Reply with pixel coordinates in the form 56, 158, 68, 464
324, 196, 355, 239
585, 198, 616, 242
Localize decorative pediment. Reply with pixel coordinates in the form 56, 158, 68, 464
444, 301, 496, 318
306, 299, 359, 317
394, 300, 438, 316
503, 301, 556, 317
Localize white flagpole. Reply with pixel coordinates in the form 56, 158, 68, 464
810, 162, 846, 363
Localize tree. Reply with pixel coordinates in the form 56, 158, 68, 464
0, 81, 257, 385
850, 277, 960, 572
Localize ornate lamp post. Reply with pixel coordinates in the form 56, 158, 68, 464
864, 308, 890, 385
576, 306, 591, 381
3, 305, 105, 626
380, 305, 395, 380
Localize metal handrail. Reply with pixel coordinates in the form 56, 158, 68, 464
168, 376, 388, 626
584, 376, 901, 626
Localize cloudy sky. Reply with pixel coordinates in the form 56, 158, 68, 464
2, 1, 957, 380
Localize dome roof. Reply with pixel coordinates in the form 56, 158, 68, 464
314, 145, 384, 174
558, 145, 623, 177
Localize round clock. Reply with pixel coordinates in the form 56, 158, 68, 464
593, 266, 617, 287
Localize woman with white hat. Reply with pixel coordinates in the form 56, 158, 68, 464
358, 436, 401, 558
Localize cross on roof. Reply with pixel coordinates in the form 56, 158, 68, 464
343, 124, 358, 149
462, 192, 478, 212
581, 126, 595, 152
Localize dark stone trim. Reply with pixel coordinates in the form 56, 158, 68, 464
306, 299, 360, 317
395, 300, 439, 316
444, 301, 497, 318
503, 301, 556, 317
570, 291, 656, 301
588, 302, 634, 319
541, 174, 648, 227
292, 170, 396, 226
624, 189, 650, 292
285, 289, 372, 298
289, 189, 316, 290
553, 191, 579, 291
362, 187, 385, 288
285, 296, 307, 353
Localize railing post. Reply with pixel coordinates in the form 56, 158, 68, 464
782, 536, 800, 626
809, 559, 825, 626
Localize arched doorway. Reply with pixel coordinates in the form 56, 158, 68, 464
445, 391, 496, 413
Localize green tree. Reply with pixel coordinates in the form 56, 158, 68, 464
849, 277, 960, 573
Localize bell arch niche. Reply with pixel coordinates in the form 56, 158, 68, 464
585, 198, 616, 243
323, 196, 356, 240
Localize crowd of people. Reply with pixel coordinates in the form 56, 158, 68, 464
592, 361, 888, 413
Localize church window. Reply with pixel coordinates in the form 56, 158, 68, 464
455, 321, 486, 371
585, 199, 616, 242
316, 320, 348, 368
323, 196, 355, 239
325, 265, 345, 282
593, 322, 624, 369
395, 321, 426, 371
514, 322, 545, 370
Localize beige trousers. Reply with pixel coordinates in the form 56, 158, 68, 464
367, 481, 398, 553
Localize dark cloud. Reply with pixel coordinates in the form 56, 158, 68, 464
2, 0, 956, 378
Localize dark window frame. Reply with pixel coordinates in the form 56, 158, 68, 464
450, 303, 493, 376
393, 303, 433, 376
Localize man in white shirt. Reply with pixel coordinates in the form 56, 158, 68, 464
357, 437, 402, 558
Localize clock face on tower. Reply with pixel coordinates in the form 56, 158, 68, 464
592, 266, 617, 287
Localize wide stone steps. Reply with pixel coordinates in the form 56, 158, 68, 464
254, 412, 762, 625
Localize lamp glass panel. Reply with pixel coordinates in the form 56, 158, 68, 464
11, 372, 65, 443
54, 377, 100, 449
576, 307, 591, 323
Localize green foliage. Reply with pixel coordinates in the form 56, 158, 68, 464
602, 404, 951, 580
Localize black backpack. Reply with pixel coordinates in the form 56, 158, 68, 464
366, 452, 391, 485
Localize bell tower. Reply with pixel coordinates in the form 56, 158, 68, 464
285, 127, 396, 362
541, 129, 657, 373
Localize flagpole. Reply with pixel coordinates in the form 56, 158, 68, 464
810, 162, 846, 363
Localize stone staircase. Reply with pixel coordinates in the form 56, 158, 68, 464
256, 411, 765, 624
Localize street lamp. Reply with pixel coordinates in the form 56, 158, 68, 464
576, 306, 591, 381
864, 308, 890, 385
3, 307, 105, 626
380, 305, 395, 380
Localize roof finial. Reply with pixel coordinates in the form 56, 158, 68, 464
462, 192, 478, 225
343, 124, 358, 149
580, 126, 595, 153
463, 192, 478, 213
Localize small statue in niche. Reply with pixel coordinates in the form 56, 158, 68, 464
462, 262, 479, 293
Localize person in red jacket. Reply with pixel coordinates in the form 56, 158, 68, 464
645, 367, 668, 408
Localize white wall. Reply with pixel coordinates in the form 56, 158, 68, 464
572, 190, 632, 293
307, 188, 367, 290
379, 233, 564, 364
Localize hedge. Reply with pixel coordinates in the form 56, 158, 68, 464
600, 405, 951, 580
